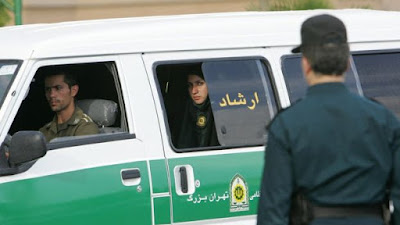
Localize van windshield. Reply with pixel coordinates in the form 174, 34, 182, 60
0, 60, 22, 109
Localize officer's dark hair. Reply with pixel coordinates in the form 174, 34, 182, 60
302, 42, 349, 76
42, 66, 78, 89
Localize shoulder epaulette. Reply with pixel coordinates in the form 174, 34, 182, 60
81, 113, 94, 123
45, 122, 52, 128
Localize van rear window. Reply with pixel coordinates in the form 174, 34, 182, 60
353, 52, 400, 118
156, 58, 278, 152
281, 55, 361, 102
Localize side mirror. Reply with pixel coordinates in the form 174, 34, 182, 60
8, 131, 47, 167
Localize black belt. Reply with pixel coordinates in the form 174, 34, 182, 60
313, 204, 383, 219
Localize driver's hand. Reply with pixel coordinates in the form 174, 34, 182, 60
1, 134, 11, 159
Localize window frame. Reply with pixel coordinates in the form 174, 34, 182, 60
7, 57, 134, 151
153, 56, 279, 153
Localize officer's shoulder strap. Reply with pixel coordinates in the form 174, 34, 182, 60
81, 113, 94, 123
70, 113, 94, 125
44, 122, 52, 128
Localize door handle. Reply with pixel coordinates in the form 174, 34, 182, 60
121, 168, 141, 186
174, 165, 195, 195
122, 169, 141, 180
179, 166, 188, 193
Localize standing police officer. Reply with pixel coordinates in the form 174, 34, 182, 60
257, 14, 400, 225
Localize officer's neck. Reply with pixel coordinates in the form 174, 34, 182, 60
56, 103, 76, 124
306, 71, 344, 86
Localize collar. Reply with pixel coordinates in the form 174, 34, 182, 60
306, 82, 347, 96
48, 107, 83, 133
192, 98, 210, 112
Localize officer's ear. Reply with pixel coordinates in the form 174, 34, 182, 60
301, 56, 312, 75
70, 84, 79, 97
302, 57, 316, 86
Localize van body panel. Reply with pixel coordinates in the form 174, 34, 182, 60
258, 47, 290, 108
1, 9, 400, 225
1, 10, 400, 59
153, 196, 171, 224
171, 215, 255, 225
0, 161, 152, 225
118, 54, 166, 158
168, 151, 262, 223
149, 159, 170, 194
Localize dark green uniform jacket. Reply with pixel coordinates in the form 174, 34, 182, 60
257, 83, 400, 225
176, 98, 219, 149
39, 107, 99, 142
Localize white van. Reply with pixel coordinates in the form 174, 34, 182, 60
0, 9, 399, 225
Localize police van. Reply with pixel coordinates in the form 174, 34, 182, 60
0, 9, 399, 225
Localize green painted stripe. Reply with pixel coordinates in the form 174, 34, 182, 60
0, 161, 152, 225
150, 159, 169, 193
154, 196, 171, 224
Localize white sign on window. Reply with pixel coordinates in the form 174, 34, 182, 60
0, 65, 18, 76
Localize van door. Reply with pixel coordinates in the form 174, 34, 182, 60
143, 49, 282, 224
0, 55, 161, 225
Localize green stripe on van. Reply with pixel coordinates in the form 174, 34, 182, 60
154, 196, 171, 224
150, 159, 169, 193
0, 161, 152, 225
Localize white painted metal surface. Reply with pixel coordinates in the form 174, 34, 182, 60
1, 9, 400, 60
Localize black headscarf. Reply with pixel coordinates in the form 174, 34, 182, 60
176, 98, 219, 149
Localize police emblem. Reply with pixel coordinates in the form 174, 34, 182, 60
196, 115, 206, 127
229, 173, 249, 212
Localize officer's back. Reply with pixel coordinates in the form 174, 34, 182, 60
257, 14, 400, 225
283, 83, 394, 204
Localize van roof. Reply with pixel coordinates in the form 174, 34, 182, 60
1, 9, 400, 59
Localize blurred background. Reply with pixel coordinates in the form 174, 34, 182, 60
1, 0, 400, 26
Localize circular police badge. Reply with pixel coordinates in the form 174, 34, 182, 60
196, 115, 206, 127
234, 184, 245, 202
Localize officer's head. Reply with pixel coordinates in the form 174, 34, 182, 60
43, 68, 79, 113
187, 70, 209, 105
292, 14, 350, 78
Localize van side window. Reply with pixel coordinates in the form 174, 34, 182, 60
282, 55, 360, 103
353, 52, 400, 118
9, 62, 130, 149
156, 59, 277, 151
0, 61, 22, 109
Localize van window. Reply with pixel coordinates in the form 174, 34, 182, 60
156, 58, 277, 152
9, 62, 130, 149
0, 60, 22, 108
352, 52, 400, 118
281, 55, 361, 103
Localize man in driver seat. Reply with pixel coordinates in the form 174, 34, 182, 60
39, 69, 99, 142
